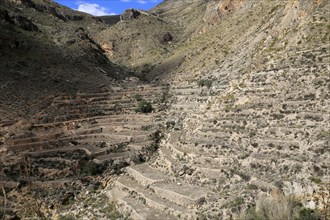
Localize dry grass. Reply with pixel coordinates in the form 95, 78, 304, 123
237, 194, 322, 220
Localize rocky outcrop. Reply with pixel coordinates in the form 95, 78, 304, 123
20, 0, 68, 21
0, 8, 38, 31
120, 9, 141, 20
101, 42, 114, 56
204, 0, 244, 25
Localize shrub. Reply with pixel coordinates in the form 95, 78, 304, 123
136, 100, 152, 113
103, 200, 125, 219
237, 194, 322, 220
82, 161, 105, 176
234, 197, 244, 206
310, 177, 322, 184
60, 215, 76, 220
114, 103, 121, 111
298, 208, 321, 220
197, 79, 213, 88
134, 94, 143, 101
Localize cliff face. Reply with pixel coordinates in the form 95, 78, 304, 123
0, 0, 329, 219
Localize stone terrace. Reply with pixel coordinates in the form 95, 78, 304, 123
107, 32, 330, 219
0, 81, 168, 207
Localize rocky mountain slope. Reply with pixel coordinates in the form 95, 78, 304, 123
0, 0, 125, 120
0, 0, 329, 219
105, 0, 330, 219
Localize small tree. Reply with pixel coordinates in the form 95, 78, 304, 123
197, 79, 213, 88
136, 100, 152, 113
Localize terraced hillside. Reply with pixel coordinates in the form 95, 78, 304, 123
0, 0, 329, 219
107, 0, 330, 219
0, 80, 169, 218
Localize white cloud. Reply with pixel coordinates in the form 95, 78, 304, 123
76, 2, 115, 16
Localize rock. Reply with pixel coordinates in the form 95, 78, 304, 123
178, 165, 194, 176
166, 120, 176, 129
126, 77, 140, 82
195, 197, 206, 206
305, 200, 316, 209
120, 9, 141, 20
21, 0, 68, 21
11, 15, 39, 31
0, 8, 38, 31
185, 168, 193, 175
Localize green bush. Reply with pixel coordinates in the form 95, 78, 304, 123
60, 215, 76, 220
136, 100, 152, 113
233, 197, 244, 206
134, 94, 143, 101
298, 208, 321, 220
310, 177, 322, 184
82, 161, 104, 175
198, 79, 213, 88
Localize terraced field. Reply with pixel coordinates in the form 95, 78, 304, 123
0, 0, 329, 219
108, 66, 329, 219
106, 1, 330, 219
0, 81, 168, 215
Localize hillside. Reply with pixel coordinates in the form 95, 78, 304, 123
0, 0, 126, 120
1, 0, 329, 219
106, 0, 329, 219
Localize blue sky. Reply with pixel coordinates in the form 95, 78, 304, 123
54, 0, 163, 16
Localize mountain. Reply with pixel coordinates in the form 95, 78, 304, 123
0, 0, 329, 219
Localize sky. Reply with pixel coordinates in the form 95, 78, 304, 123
54, 0, 163, 16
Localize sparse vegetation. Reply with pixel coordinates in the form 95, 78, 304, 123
136, 100, 153, 113
114, 102, 121, 111
1, 0, 329, 219
60, 215, 76, 220
237, 195, 322, 220
82, 161, 105, 176
102, 200, 126, 219
134, 94, 143, 101
310, 177, 322, 184
197, 79, 213, 88
316, 130, 330, 140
